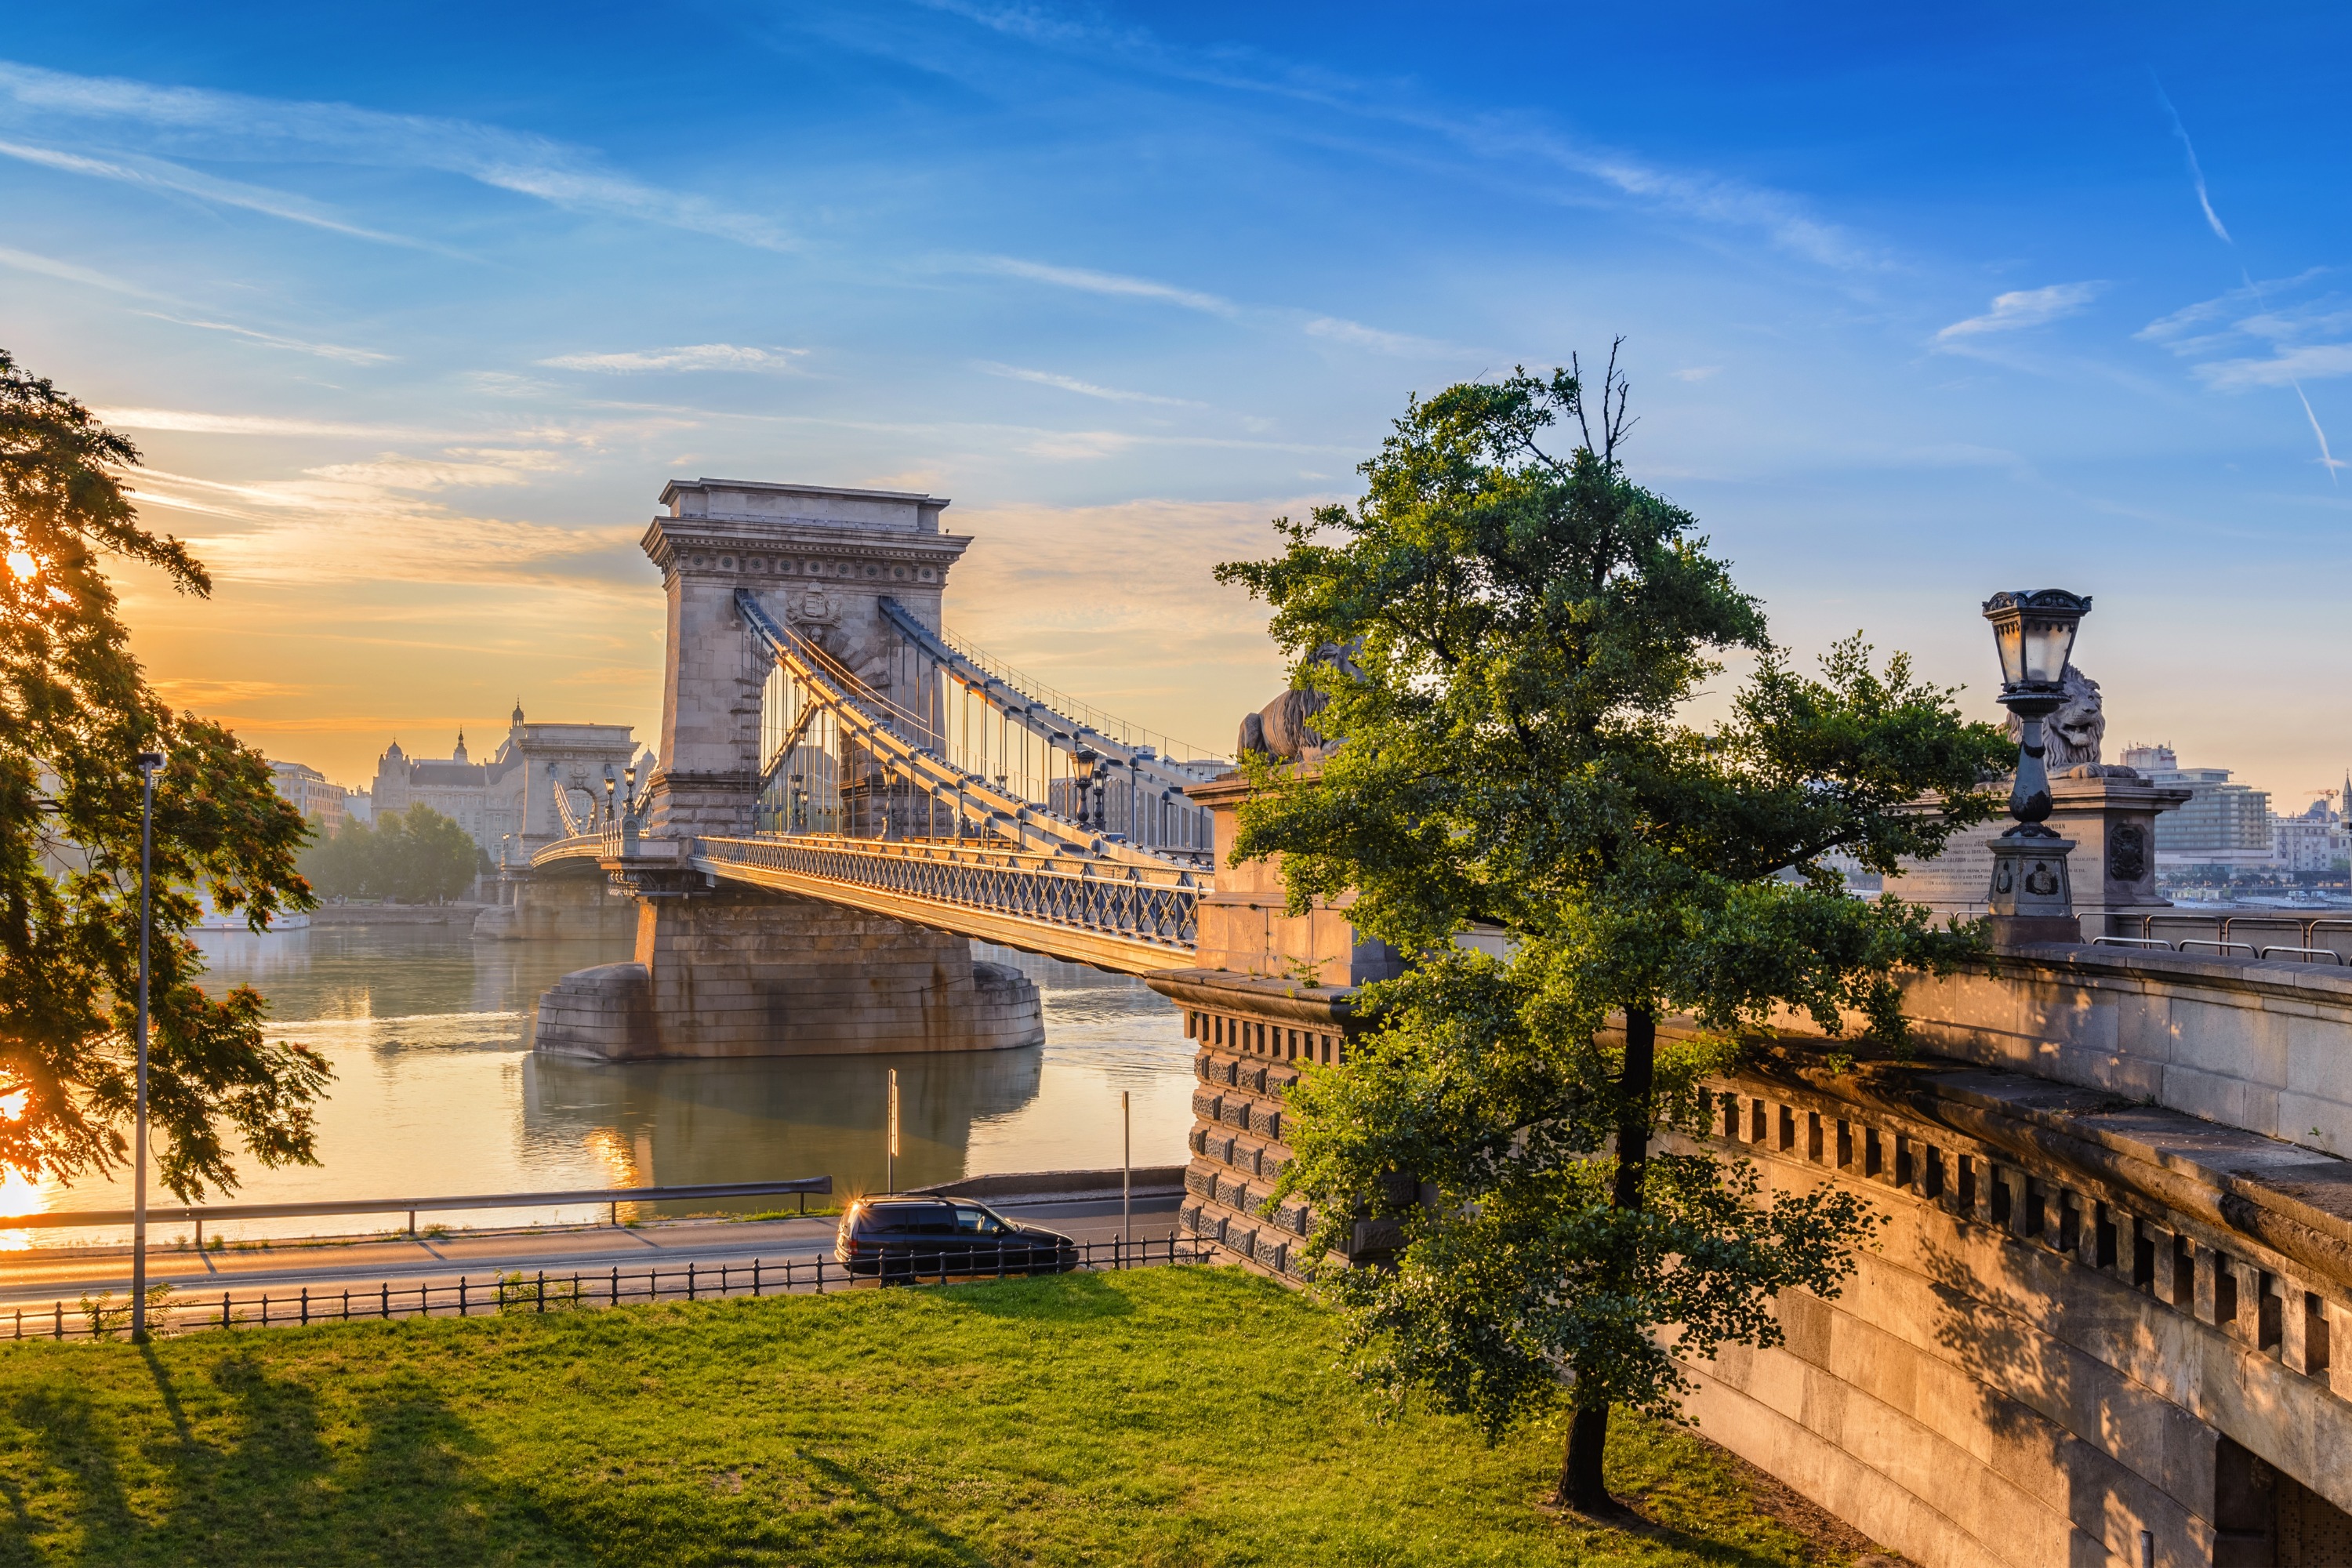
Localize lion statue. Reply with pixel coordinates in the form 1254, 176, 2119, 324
1237, 642, 1360, 763
2006, 664, 2139, 778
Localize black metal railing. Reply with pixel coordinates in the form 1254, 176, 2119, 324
0, 1177, 834, 1247
5, 1234, 1213, 1343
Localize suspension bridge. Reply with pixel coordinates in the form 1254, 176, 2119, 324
525, 477, 1229, 983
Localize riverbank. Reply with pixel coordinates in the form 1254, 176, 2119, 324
307, 901, 487, 925
0, 1268, 1894, 1566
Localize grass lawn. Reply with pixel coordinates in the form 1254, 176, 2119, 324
0, 1267, 1882, 1566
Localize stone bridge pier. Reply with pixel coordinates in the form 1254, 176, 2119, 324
532, 479, 1041, 1061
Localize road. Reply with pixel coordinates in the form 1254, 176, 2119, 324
0, 1194, 1188, 1323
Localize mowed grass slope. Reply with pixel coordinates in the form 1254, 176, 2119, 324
0, 1268, 1857, 1566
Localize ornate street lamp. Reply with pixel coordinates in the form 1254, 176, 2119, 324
1072, 745, 1100, 831
1980, 590, 2092, 941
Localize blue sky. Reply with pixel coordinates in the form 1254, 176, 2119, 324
3, 2, 2348, 804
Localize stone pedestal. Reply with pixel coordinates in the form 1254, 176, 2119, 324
1882, 771, 2190, 941
2045, 771, 2193, 940
1150, 771, 1399, 1276
1182, 773, 1403, 987
532, 887, 1041, 1059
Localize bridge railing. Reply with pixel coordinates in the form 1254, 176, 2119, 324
2093, 909, 2352, 965
530, 829, 619, 867
698, 834, 1203, 954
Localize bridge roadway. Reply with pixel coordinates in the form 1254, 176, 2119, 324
0, 1195, 1185, 1319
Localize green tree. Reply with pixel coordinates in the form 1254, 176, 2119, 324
295, 815, 372, 900
1, 349, 328, 1200
1215, 354, 2012, 1512
297, 805, 477, 903
373, 804, 480, 903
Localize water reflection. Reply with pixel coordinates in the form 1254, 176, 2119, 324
524, 1046, 1046, 1196
0, 926, 1193, 1250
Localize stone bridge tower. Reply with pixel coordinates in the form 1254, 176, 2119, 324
531, 478, 1039, 1061
639, 479, 969, 838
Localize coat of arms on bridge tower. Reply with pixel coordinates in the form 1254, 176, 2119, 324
787, 585, 840, 626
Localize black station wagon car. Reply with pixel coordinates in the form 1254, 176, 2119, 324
834, 1198, 1081, 1280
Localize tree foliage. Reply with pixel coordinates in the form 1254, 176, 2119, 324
0, 348, 328, 1201
1214, 354, 2013, 1508
299, 804, 481, 904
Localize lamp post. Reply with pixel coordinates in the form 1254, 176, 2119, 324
1072, 746, 1099, 831
1980, 590, 2092, 944
129, 749, 165, 1345
620, 765, 640, 855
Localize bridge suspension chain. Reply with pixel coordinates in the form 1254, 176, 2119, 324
736, 589, 1189, 872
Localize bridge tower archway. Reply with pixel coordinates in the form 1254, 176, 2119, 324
640, 479, 967, 839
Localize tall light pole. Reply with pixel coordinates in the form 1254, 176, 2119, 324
130, 749, 165, 1345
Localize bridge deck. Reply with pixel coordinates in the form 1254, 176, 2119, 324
532, 829, 1203, 975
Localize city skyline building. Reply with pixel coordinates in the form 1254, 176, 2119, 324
2122, 743, 2278, 869
368, 702, 645, 862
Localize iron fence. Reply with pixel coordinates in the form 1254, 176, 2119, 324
4, 1235, 1213, 1343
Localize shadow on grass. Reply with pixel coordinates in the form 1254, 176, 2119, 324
0, 1345, 577, 1567
797, 1450, 992, 1567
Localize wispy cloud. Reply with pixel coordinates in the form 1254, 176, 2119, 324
916, 4, 1879, 270
972, 256, 1236, 315
96, 408, 447, 439
125, 456, 632, 587
1933, 283, 2102, 343
2198, 345, 2352, 391
0, 242, 169, 299
0, 60, 796, 252
975, 362, 1201, 405
537, 344, 808, 372
140, 314, 392, 365
1671, 365, 1722, 382
2154, 78, 2230, 243
1301, 316, 1451, 356
0, 137, 433, 249
2146, 85, 2341, 477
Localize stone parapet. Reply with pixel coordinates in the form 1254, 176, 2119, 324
1679, 1037, 2352, 1566
1181, 774, 1403, 988
1893, 943, 2352, 1157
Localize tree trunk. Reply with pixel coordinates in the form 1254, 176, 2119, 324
1559, 1406, 1612, 1509
1558, 1003, 1657, 1512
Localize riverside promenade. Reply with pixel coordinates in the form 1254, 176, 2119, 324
0, 1191, 1184, 1332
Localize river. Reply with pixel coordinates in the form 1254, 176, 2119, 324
0, 926, 1196, 1249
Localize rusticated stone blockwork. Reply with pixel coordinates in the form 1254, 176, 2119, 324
1679, 1040, 2352, 1567
1144, 969, 1369, 1276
